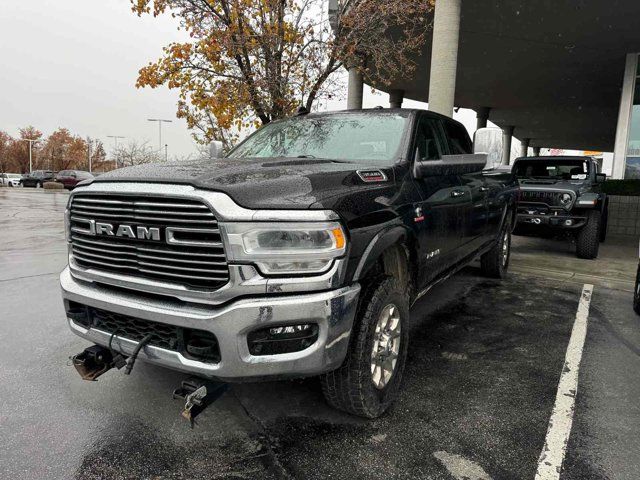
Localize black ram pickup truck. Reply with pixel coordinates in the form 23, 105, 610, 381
512, 156, 608, 259
61, 109, 517, 418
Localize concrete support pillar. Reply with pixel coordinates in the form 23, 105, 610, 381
476, 107, 490, 130
347, 67, 364, 110
533, 146, 541, 157
612, 53, 639, 179
427, 0, 461, 117
389, 90, 405, 109
502, 126, 514, 165
520, 138, 530, 158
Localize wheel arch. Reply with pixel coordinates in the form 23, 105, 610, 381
351, 226, 415, 296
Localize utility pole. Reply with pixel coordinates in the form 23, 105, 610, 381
147, 119, 172, 153
107, 135, 125, 169
87, 136, 92, 173
22, 138, 38, 173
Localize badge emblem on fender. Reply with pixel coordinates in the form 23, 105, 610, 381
357, 169, 388, 183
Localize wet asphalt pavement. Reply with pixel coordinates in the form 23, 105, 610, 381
1, 189, 639, 480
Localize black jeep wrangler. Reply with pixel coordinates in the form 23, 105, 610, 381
513, 156, 608, 259
61, 109, 517, 418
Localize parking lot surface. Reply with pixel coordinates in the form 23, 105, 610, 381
1, 189, 639, 479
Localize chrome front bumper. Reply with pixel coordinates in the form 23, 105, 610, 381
60, 267, 360, 381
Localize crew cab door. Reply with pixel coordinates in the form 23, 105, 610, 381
411, 114, 466, 287
440, 119, 489, 256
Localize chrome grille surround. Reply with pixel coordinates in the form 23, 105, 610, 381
66, 183, 344, 305
69, 193, 230, 290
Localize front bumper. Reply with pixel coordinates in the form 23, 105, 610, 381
60, 267, 360, 381
517, 212, 587, 229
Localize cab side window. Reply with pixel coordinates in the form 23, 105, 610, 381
415, 117, 443, 161
443, 120, 472, 154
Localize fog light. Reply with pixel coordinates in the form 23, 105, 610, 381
565, 219, 573, 226
248, 323, 319, 356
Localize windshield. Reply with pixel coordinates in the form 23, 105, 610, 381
514, 159, 590, 180
228, 113, 409, 165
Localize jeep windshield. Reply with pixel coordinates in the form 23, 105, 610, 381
514, 158, 590, 180
227, 113, 409, 165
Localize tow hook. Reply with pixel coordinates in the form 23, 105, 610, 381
71, 345, 126, 381
172, 377, 228, 428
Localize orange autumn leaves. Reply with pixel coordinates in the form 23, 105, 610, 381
132, 0, 433, 149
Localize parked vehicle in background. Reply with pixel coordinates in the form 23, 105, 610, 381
20, 170, 55, 188
55, 170, 94, 190
61, 109, 518, 418
634, 240, 640, 315
0, 173, 22, 187
512, 156, 607, 259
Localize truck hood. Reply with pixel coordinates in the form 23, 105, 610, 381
91, 157, 392, 209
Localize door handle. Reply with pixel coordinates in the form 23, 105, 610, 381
450, 189, 466, 198
479, 186, 490, 192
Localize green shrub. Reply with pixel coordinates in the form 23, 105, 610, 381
602, 179, 640, 196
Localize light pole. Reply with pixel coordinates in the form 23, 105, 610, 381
147, 119, 172, 153
107, 135, 125, 169
22, 138, 38, 173
165, 144, 168, 162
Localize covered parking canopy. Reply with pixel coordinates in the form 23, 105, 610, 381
351, 0, 640, 177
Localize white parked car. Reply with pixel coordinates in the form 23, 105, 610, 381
0, 173, 22, 187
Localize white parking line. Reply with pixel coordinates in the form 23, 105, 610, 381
535, 284, 594, 480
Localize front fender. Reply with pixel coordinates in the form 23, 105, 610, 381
575, 192, 602, 209
351, 226, 410, 282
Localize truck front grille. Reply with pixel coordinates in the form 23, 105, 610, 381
69, 194, 229, 290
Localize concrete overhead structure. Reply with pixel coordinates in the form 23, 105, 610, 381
366, 1, 640, 178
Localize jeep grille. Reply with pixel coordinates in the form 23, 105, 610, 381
69, 194, 229, 290
518, 190, 571, 208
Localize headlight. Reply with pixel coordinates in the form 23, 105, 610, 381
560, 193, 573, 207
220, 222, 347, 275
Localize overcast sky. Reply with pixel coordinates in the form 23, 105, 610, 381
0, 0, 481, 159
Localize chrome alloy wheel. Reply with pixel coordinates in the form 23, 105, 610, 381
502, 230, 510, 267
371, 303, 401, 390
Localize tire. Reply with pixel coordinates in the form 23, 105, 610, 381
576, 210, 601, 259
481, 216, 512, 279
599, 200, 609, 243
320, 277, 410, 418
633, 264, 640, 316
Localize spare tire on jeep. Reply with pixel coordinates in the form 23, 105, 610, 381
576, 210, 601, 259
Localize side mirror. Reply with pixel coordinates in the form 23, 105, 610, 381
209, 141, 224, 159
595, 173, 607, 184
474, 127, 504, 169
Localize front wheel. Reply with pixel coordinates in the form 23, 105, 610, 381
320, 277, 409, 418
576, 210, 601, 259
481, 217, 512, 279
634, 264, 640, 316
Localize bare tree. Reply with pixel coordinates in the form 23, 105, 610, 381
113, 140, 163, 167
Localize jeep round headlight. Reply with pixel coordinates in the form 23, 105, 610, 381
560, 193, 573, 206
221, 222, 347, 275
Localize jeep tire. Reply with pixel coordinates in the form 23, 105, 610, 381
481, 217, 511, 279
320, 277, 409, 418
576, 210, 601, 259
